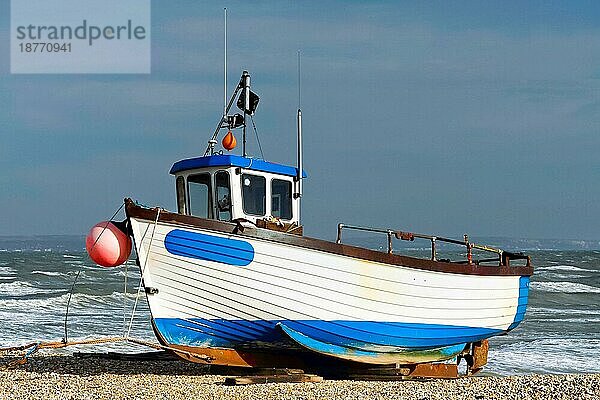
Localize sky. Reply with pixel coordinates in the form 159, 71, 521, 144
0, 1, 599, 241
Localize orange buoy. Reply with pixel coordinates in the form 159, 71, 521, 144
86, 221, 132, 268
222, 130, 237, 151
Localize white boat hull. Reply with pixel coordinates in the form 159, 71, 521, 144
127, 207, 529, 365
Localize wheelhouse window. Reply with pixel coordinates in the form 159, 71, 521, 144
215, 171, 232, 221
188, 173, 212, 218
241, 174, 266, 216
271, 179, 292, 220
176, 176, 187, 214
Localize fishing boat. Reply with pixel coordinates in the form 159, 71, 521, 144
87, 70, 532, 373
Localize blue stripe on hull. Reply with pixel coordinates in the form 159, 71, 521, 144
154, 318, 504, 351
164, 229, 254, 266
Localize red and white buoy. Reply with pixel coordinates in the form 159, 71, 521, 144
86, 221, 132, 268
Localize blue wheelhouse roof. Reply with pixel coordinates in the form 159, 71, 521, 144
170, 155, 307, 178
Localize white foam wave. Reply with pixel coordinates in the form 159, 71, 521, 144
0, 290, 146, 309
0, 292, 76, 310
530, 281, 600, 294
529, 307, 600, 316
537, 265, 596, 272
0, 281, 59, 296
62, 254, 81, 259
31, 270, 64, 277
545, 274, 590, 280
0, 266, 16, 274
489, 338, 600, 374
115, 269, 141, 278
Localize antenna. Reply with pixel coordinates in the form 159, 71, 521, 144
297, 50, 301, 109
223, 8, 227, 118
295, 50, 303, 224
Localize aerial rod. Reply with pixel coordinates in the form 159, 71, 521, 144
297, 50, 301, 110
295, 50, 303, 224
223, 8, 227, 118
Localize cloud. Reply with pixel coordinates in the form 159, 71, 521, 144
2, 2, 600, 239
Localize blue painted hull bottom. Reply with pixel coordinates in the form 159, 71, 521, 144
277, 323, 467, 364
154, 318, 509, 364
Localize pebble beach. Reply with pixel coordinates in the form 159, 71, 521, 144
1, 355, 599, 400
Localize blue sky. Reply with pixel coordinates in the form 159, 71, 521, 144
1, 1, 599, 240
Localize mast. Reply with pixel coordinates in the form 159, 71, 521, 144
295, 51, 303, 224
242, 71, 250, 157
296, 109, 303, 222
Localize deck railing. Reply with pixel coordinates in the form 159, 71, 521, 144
336, 223, 530, 267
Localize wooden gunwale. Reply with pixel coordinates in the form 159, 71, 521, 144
125, 198, 533, 277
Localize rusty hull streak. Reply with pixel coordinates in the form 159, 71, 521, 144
125, 199, 533, 277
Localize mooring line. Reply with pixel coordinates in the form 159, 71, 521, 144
0, 204, 211, 371
0, 336, 212, 370
63, 202, 125, 344
126, 208, 160, 339
123, 259, 130, 337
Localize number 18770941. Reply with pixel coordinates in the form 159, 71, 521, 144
19, 42, 71, 53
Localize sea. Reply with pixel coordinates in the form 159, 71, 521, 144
1, 234, 599, 376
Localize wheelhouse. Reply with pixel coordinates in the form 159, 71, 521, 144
170, 155, 306, 226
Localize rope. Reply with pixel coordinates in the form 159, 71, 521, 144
63, 203, 125, 343
1, 336, 212, 370
250, 115, 265, 160
123, 261, 128, 336
0, 205, 215, 371
126, 208, 160, 339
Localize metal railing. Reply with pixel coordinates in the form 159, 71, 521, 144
336, 223, 530, 267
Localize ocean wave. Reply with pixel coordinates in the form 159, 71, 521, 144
536, 265, 597, 272
489, 337, 600, 375
0, 266, 16, 274
543, 274, 590, 280
530, 281, 600, 294
31, 270, 64, 277
0, 281, 60, 296
0, 291, 148, 311
115, 269, 141, 278
529, 307, 600, 316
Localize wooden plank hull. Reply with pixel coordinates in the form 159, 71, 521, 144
126, 203, 530, 367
